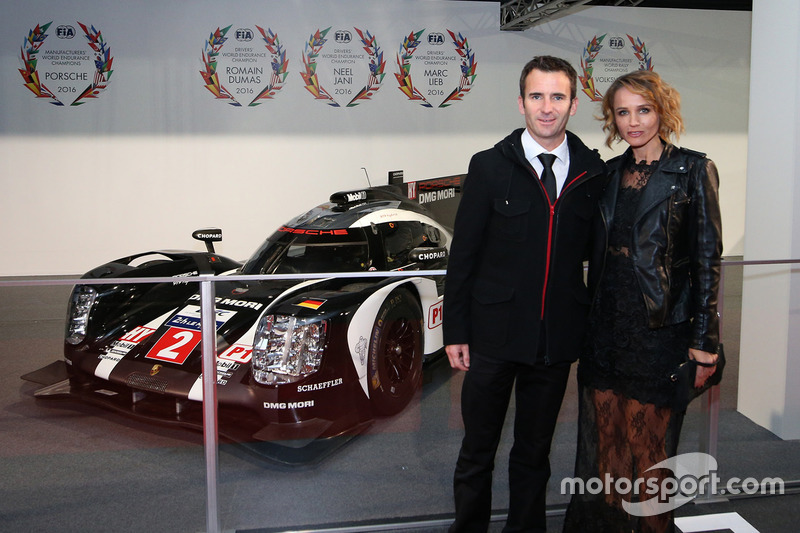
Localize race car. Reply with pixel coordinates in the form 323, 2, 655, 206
27, 175, 461, 463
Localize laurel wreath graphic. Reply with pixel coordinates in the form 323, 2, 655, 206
19, 21, 114, 106
300, 27, 385, 108
395, 29, 430, 107
441, 30, 477, 108
201, 25, 242, 106
300, 27, 336, 106
395, 29, 476, 109
579, 34, 606, 102
201, 25, 289, 107
19, 22, 61, 105
628, 35, 653, 70
347, 28, 386, 107
580, 34, 653, 102
73, 23, 114, 106
249, 26, 289, 106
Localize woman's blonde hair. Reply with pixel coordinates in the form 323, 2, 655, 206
600, 70, 684, 148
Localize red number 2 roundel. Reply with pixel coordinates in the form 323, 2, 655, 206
145, 305, 236, 365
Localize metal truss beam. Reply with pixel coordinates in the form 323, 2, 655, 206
500, 0, 644, 31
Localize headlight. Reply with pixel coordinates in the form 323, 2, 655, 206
66, 286, 97, 345
251, 315, 327, 385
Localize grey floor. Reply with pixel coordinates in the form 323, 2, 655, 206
2, 264, 799, 532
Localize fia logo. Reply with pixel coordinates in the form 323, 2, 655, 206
56, 25, 76, 39
335, 30, 352, 43
428, 32, 445, 45
608, 36, 625, 50
235, 28, 254, 42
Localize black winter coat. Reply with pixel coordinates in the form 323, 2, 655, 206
588, 144, 723, 353
443, 129, 607, 365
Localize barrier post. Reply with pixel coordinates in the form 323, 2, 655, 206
200, 278, 221, 533
696, 265, 724, 502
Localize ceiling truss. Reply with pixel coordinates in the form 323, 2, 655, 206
500, 0, 644, 31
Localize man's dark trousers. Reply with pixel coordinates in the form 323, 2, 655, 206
449, 350, 571, 533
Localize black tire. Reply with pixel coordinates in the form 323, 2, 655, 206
368, 287, 423, 415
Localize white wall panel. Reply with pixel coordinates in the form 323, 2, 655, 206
0, 1, 750, 275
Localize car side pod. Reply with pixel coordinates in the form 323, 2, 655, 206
192, 228, 223, 254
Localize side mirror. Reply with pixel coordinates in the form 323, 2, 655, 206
192, 228, 222, 254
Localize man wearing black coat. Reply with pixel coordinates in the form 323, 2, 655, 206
443, 56, 606, 532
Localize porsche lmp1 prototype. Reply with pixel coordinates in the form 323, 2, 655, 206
29, 176, 460, 459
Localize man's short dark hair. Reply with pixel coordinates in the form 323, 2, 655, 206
519, 56, 578, 100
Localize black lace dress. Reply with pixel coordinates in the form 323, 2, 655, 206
563, 156, 689, 533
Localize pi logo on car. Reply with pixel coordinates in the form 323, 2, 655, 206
145, 306, 235, 365
219, 343, 253, 364
428, 301, 443, 329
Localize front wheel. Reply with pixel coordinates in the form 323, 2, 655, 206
368, 288, 423, 415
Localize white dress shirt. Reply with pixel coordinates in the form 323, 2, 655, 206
520, 129, 571, 198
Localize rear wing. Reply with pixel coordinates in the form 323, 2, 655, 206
390, 171, 464, 231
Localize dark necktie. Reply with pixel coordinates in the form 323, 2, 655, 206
538, 153, 557, 201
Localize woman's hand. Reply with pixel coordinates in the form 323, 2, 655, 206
689, 348, 718, 388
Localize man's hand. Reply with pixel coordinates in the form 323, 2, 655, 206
446, 344, 470, 371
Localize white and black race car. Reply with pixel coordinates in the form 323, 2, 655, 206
28, 175, 460, 462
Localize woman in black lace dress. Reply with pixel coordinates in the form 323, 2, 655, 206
563, 70, 723, 532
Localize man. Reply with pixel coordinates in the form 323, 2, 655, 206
443, 56, 606, 532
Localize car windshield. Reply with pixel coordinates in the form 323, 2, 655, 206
241, 229, 372, 275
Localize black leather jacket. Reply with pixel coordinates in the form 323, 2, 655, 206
588, 144, 723, 353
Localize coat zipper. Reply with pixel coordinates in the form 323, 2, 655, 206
539, 170, 588, 320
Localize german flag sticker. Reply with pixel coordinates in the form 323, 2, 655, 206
296, 299, 326, 310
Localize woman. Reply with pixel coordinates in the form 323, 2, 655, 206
563, 70, 723, 532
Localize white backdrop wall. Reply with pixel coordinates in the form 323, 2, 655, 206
0, 1, 750, 276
